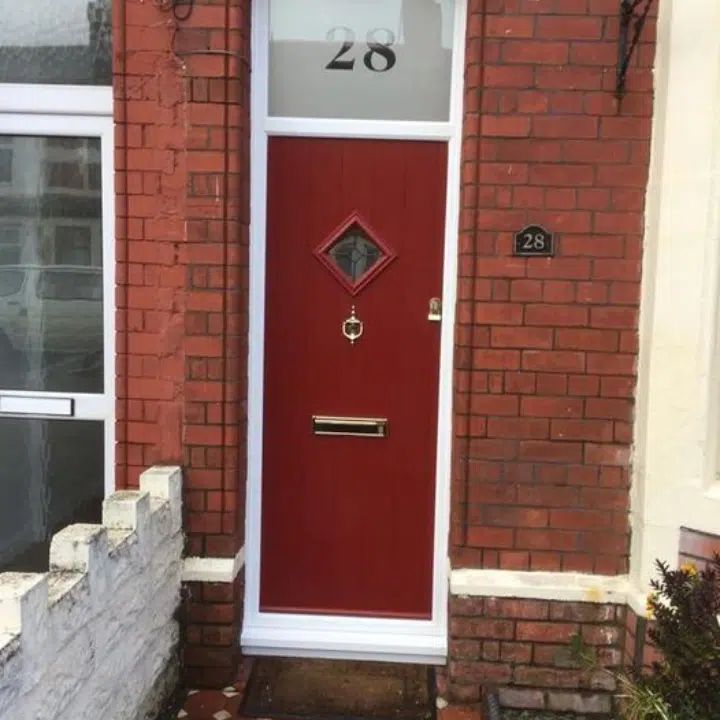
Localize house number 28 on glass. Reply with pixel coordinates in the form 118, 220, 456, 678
325, 27, 397, 73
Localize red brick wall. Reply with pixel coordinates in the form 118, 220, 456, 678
445, 597, 624, 713
679, 527, 720, 571
623, 606, 661, 673
451, 0, 656, 576
113, 0, 658, 696
183, 575, 244, 686
114, 0, 250, 686
623, 607, 641, 668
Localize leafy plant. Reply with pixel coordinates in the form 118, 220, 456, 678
642, 556, 720, 719
569, 554, 720, 720
614, 673, 676, 720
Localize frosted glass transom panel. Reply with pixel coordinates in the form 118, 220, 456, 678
268, 0, 456, 121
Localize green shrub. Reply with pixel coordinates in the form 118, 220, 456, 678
570, 554, 720, 720
641, 555, 720, 719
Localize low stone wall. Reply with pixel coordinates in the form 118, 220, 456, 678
0, 466, 183, 720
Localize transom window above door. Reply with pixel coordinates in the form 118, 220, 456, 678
268, 0, 457, 121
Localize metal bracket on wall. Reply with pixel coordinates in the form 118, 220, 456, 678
616, 0, 656, 101
155, 0, 238, 58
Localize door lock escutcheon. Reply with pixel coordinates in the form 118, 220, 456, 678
428, 297, 442, 322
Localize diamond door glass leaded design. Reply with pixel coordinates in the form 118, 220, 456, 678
315, 213, 395, 295
327, 227, 380, 282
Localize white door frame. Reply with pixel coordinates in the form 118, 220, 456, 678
0, 85, 115, 498
242, 0, 467, 663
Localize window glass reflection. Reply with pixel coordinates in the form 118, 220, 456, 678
0, 0, 111, 85
0, 418, 104, 573
0, 135, 103, 394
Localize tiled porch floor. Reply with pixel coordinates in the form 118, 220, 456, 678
175, 683, 244, 720
171, 677, 483, 720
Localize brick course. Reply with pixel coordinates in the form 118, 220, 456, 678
622, 606, 660, 672
451, 0, 656, 578
446, 596, 623, 714
182, 572, 245, 687
114, 0, 249, 685
447, 0, 656, 710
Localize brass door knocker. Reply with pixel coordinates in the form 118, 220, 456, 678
342, 305, 363, 345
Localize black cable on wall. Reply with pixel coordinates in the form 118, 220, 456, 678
155, 0, 195, 22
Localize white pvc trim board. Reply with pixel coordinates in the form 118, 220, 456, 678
265, 117, 454, 140
0, 84, 113, 116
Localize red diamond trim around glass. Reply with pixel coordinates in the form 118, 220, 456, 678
314, 212, 396, 296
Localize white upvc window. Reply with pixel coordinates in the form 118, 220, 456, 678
0, 0, 114, 572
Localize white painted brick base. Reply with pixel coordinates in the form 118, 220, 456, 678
0, 466, 183, 720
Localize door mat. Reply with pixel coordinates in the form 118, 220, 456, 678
240, 658, 436, 720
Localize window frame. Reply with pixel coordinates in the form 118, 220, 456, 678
0, 83, 114, 497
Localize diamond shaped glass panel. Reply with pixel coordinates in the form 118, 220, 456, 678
325, 224, 383, 284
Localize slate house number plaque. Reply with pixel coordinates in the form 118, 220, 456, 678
514, 225, 554, 257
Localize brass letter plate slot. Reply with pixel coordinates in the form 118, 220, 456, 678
312, 416, 388, 438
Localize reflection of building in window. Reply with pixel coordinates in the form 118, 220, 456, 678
0, 267, 23, 297
54, 224, 93, 266
87, 0, 112, 80
37, 268, 102, 301
0, 146, 12, 185
44, 137, 102, 193
0, 226, 22, 265
0, 136, 103, 268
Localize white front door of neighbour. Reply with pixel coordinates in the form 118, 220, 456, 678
0, 0, 114, 573
0, 117, 114, 572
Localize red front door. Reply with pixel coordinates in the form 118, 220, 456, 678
261, 137, 447, 619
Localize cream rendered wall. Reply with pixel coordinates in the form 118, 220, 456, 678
632, 0, 720, 600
